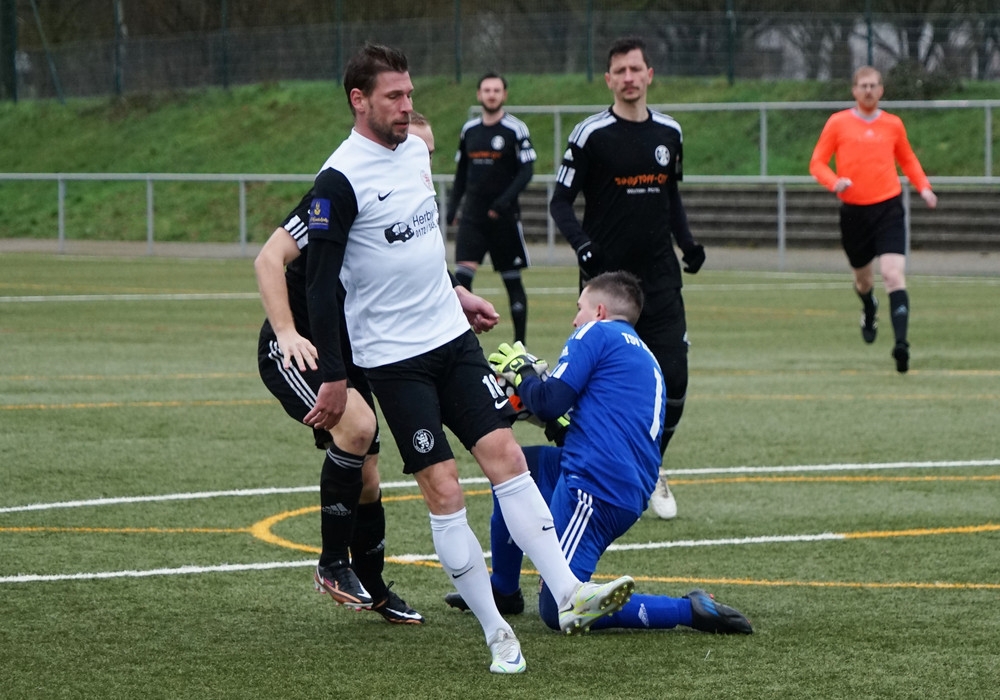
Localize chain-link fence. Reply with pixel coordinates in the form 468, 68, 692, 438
6, 9, 1000, 101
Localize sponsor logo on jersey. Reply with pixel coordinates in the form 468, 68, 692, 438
377, 190, 394, 201
308, 198, 331, 230
384, 222, 415, 243
412, 428, 434, 454
614, 173, 669, 188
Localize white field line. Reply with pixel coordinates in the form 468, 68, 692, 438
3, 459, 998, 515
1, 274, 996, 305
2, 459, 998, 586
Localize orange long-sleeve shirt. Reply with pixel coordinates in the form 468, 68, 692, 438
809, 108, 931, 206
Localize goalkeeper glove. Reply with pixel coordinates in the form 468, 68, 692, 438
682, 243, 706, 274
544, 414, 571, 447
488, 341, 548, 388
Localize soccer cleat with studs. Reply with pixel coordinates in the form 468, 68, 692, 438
648, 472, 678, 520
313, 562, 372, 609
444, 585, 525, 616
487, 628, 526, 674
558, 576, 635, 635
370, 582, 424, 624
684, 589, 753, 634
893, 341, 910, 374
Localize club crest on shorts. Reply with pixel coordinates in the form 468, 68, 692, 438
412, 428, 434, 454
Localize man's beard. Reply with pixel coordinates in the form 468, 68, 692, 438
369, 114, 408, 146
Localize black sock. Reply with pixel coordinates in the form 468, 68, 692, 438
502, 272, 528, 343
856, 287, 877, 316
317, 444, 364, 568
454, 264, 475, 291
889, 289, 909, 345
351, 495, 388, 601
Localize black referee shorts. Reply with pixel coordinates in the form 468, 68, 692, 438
839, 194, 907, 269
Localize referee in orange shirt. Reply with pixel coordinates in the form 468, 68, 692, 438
810, 65, 937, 373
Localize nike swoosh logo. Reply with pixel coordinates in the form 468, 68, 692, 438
377, 190, 393, 201
452, 567, 474, 579
542, 525, 555, 531
494, 398, 509, 409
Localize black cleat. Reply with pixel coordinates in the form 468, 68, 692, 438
893, 341, 910, 373
445, 585, 525, 616
861, 297, 879, 344
314, 562, 372, 609
684, 589, 753, 634
371, 582, 424, 624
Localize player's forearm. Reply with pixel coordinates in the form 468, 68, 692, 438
305, 238, 347, 383
518, 374, 576, 421
549, 189, 588, 250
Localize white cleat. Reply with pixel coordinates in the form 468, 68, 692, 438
648, 471, 678, 520
488, 628, 526, 674
558, 575, 635, 635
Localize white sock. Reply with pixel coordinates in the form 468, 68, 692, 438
429, 508, 508, 642
493, 472, 580, 608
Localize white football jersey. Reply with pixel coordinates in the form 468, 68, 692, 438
313, 129, 468, 368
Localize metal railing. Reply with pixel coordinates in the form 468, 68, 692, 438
4, 171, 999, 269
476, 99, 1000, 178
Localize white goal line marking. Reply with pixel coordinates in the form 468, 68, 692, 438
2, 459, 997, 515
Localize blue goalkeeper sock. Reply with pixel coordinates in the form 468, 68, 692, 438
587, 593, 693, 630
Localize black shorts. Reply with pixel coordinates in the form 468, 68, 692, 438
257, 323, 379, 453
363, 330, 516, 475
839, 195, 907, 269
633, 289, 690, 373
455, 209, 529, 272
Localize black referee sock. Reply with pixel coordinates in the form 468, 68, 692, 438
856, 287, 877, 316
889, 289, 910, 345
317, 444, 364, 569
351, 495, 388, 601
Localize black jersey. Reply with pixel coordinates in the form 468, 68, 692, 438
550, 107, 693, 294
448, 113, 536, 221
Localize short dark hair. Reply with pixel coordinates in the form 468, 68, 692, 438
478, 71, 508, 90
343, 43, 409, 113
607, 36, 649, 70
584, 270, 644, 325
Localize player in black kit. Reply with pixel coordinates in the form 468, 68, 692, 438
549, 36, 706, 521
447, 72, 536, 343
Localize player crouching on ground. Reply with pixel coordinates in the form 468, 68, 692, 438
446, 271, 752, 634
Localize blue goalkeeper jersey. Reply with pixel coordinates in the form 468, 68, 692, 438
546, 318, 666, 514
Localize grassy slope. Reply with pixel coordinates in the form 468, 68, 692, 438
2, 75, 999, 241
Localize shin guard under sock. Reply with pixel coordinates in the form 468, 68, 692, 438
317, 444, 364, 568
889, 289, 909, 344
351, 496, 388, 601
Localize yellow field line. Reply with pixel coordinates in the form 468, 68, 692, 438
669, 474, 1000, 485
1, 399, 273, 410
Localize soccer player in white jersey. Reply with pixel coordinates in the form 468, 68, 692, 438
447, 271, 752, 635
301, 42, 635, 674
254, 114, 439, 626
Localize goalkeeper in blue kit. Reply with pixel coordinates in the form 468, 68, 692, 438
446, 271, 752, 634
